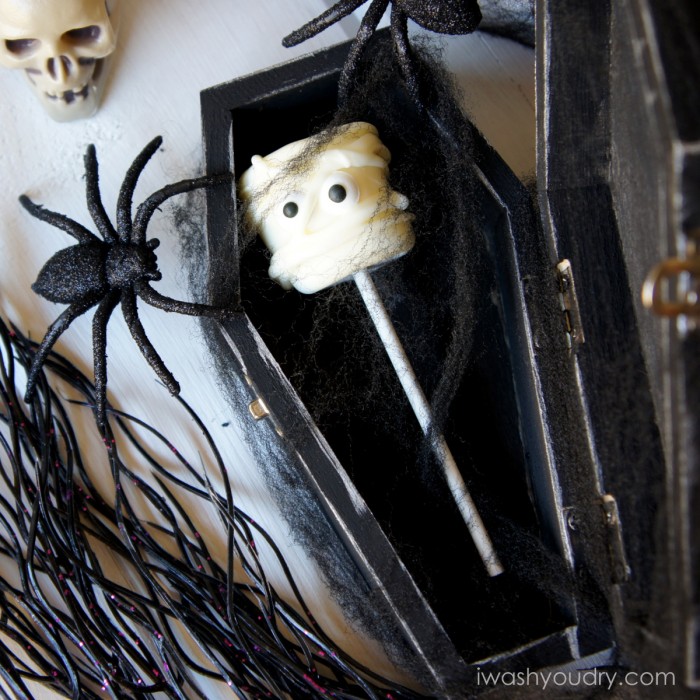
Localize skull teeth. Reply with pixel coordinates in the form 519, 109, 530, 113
45, 83, 89, 104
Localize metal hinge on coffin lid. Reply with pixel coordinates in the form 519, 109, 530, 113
557, 259, 585, 350
564, 495, 631, 586
601, 494, 631, 585
249, 397, 270, 421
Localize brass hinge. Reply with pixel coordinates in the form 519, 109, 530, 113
248, 397, 270, 421
642, 230, 700, 317
601, 494, 631, 584
564, 496, 631, 584
243, 374, 284, 436
557, 259, 585, 350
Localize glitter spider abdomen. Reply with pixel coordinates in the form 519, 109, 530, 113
32, 236, 161, 303
20, 135, 231, 427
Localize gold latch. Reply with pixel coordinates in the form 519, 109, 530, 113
642, 232, 700, 317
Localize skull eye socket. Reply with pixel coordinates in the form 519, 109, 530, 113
5, 38, 40, 57
62, 25, 102, 46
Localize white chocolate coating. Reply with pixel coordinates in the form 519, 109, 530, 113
239, 122, 414, 294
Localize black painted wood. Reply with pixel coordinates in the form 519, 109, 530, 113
200, 41, 476, 695
197, 25, 635, 696
538, 0, 700, 692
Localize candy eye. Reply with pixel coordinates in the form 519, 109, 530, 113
278, 191, 305, 221
282, 201, 299, 218
328, 184, 347, 203
321, 172, 360, 210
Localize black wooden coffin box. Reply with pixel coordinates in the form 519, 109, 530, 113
199, 1, 698, 696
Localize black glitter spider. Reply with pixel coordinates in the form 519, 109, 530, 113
20, 136, 231, 427
283, 0, 481, 104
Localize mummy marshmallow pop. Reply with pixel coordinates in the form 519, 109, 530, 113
240, 123, 503, 576
239, 122, 414, 294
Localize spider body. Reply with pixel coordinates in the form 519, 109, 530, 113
32, 238, 162, 305
393, 0, 480, 32
283, 0, 481, 103
21, 136, 230, 427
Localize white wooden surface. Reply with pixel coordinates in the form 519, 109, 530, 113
0, 1, 534, 696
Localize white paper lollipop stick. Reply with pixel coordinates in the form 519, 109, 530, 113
354, 270, 504, 577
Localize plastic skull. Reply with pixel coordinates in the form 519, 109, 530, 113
239, 122, 415, 294
0, 0, 119, 121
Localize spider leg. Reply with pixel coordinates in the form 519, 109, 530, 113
135, 283, 230, 321
132, 173, 231, 245
116, 136, 163, 243
19, 196, 98, 244
92, 290, 121, 427
84, 144, 118, 243
121, 291, 180, 396
391, 6, 421, 104
338, 0, 390, 104
24, 297, 98, 402
282, 0, 368, 47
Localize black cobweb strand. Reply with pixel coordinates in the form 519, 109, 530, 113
104, 408, 341, 684
238, 40, 484, 480
0, 405, 83, 692
84, 395, 311, 636
132, 173, 231, 245
328, 34, 486, 452
0, 319, 421, 699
